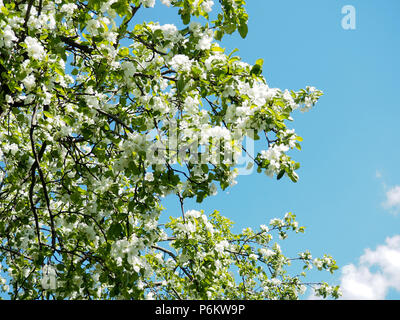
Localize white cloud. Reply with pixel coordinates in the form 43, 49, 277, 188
339, 235, 400, 299
383, 185, 400, 213
340, 265, 387, 299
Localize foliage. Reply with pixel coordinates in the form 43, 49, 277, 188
0, 0, 340, 299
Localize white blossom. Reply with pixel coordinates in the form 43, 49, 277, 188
249, 253, 258, 261
196, 32, 213, 50
0, 0, 334, 301
150, 23, 181, 42
6, 143, 19, 155
145, 172, 154, 181
60, 3, 77, 16
204, 54, 226, 70
201, 0, 214, 13
24, 36, 45, 60
41, 265, 57, 290
169, 54, 192, 72
86, 19, 101, 35
185, 210, 201, 219
141, 0, 155, 8
121, 60, 136, 80
0, 25, 17, 48
215, 240, 229, 254
259, 248, 275, 258
22, 74, 36, 91
189, 22, 202, 35
160, 0, 171, 7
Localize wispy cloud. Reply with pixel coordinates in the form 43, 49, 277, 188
383, 186, 400, 213
339, 235, 400, 299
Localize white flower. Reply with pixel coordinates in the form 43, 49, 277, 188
7, 143, 19, 155
1, 25, 17, 48
205, 221, 214, 234
141, 0, 155, 8
184, 96, 200, 113
145, 291, 155, 300
249, 253, 258, 260
196, 33, 213, 50
160, 24, 178, 39
201, 0, 214, 13
151, 96, 169, 114
222, 85, 236, 98
182, 221, 196, 233
86, 19, 101, 35
185, 210, 201, 219
283, 89, 298, 110
284, 129, 297, 148
298, 285, 307, 295
160, 0, 171, 7
150, 23, 180, 41
248, 82, 274, 106
215, 240, 229, 254
60, 125, 72, 137
60, 3, 77, 16
270, 278, 281, 286
189, 22, 202, 35
0, 275, 8, 292
41, 265, 57, 290
209, 183, 217, 195
24, 36, 45, 60
144, 172, 154, 181
259, 248, 275, 258
169, 54, 192, 72
260, 144, 289, 162
22, 74, 36, 91
313, 258, 323, 269
308, 86, 316, 92
269, 218, 284, 227
204, 54, 226, 70
5, 95, 13, 104
100, 0, 118, 14
204, 126, 230, 141
121, 60, 136, 80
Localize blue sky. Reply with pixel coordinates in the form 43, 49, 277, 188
139, 0, 400, 299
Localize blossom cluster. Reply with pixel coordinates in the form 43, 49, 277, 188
144, 210, 340, 299
0, 0, 337, 300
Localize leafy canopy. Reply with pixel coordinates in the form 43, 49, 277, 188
0, 0, 340, 299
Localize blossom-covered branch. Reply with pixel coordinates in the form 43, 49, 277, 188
0, 0, 338, 300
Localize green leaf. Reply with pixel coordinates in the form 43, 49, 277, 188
238, 23, 248, 39
250, 64, 261, 76
177, 77, 185, 92
201, 164, 209, 174
181, 12, 190, 25
215, 29, 224, 41
107, 223, 124, 240
43, 111, 54, 119
224, 24, 236, 34
119, 47, 130, 56
255, 58, 264, 67
277, 170, 285, 180
288, 172, 299, 183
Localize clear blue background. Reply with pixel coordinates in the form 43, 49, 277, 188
141, 0, 400, 299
